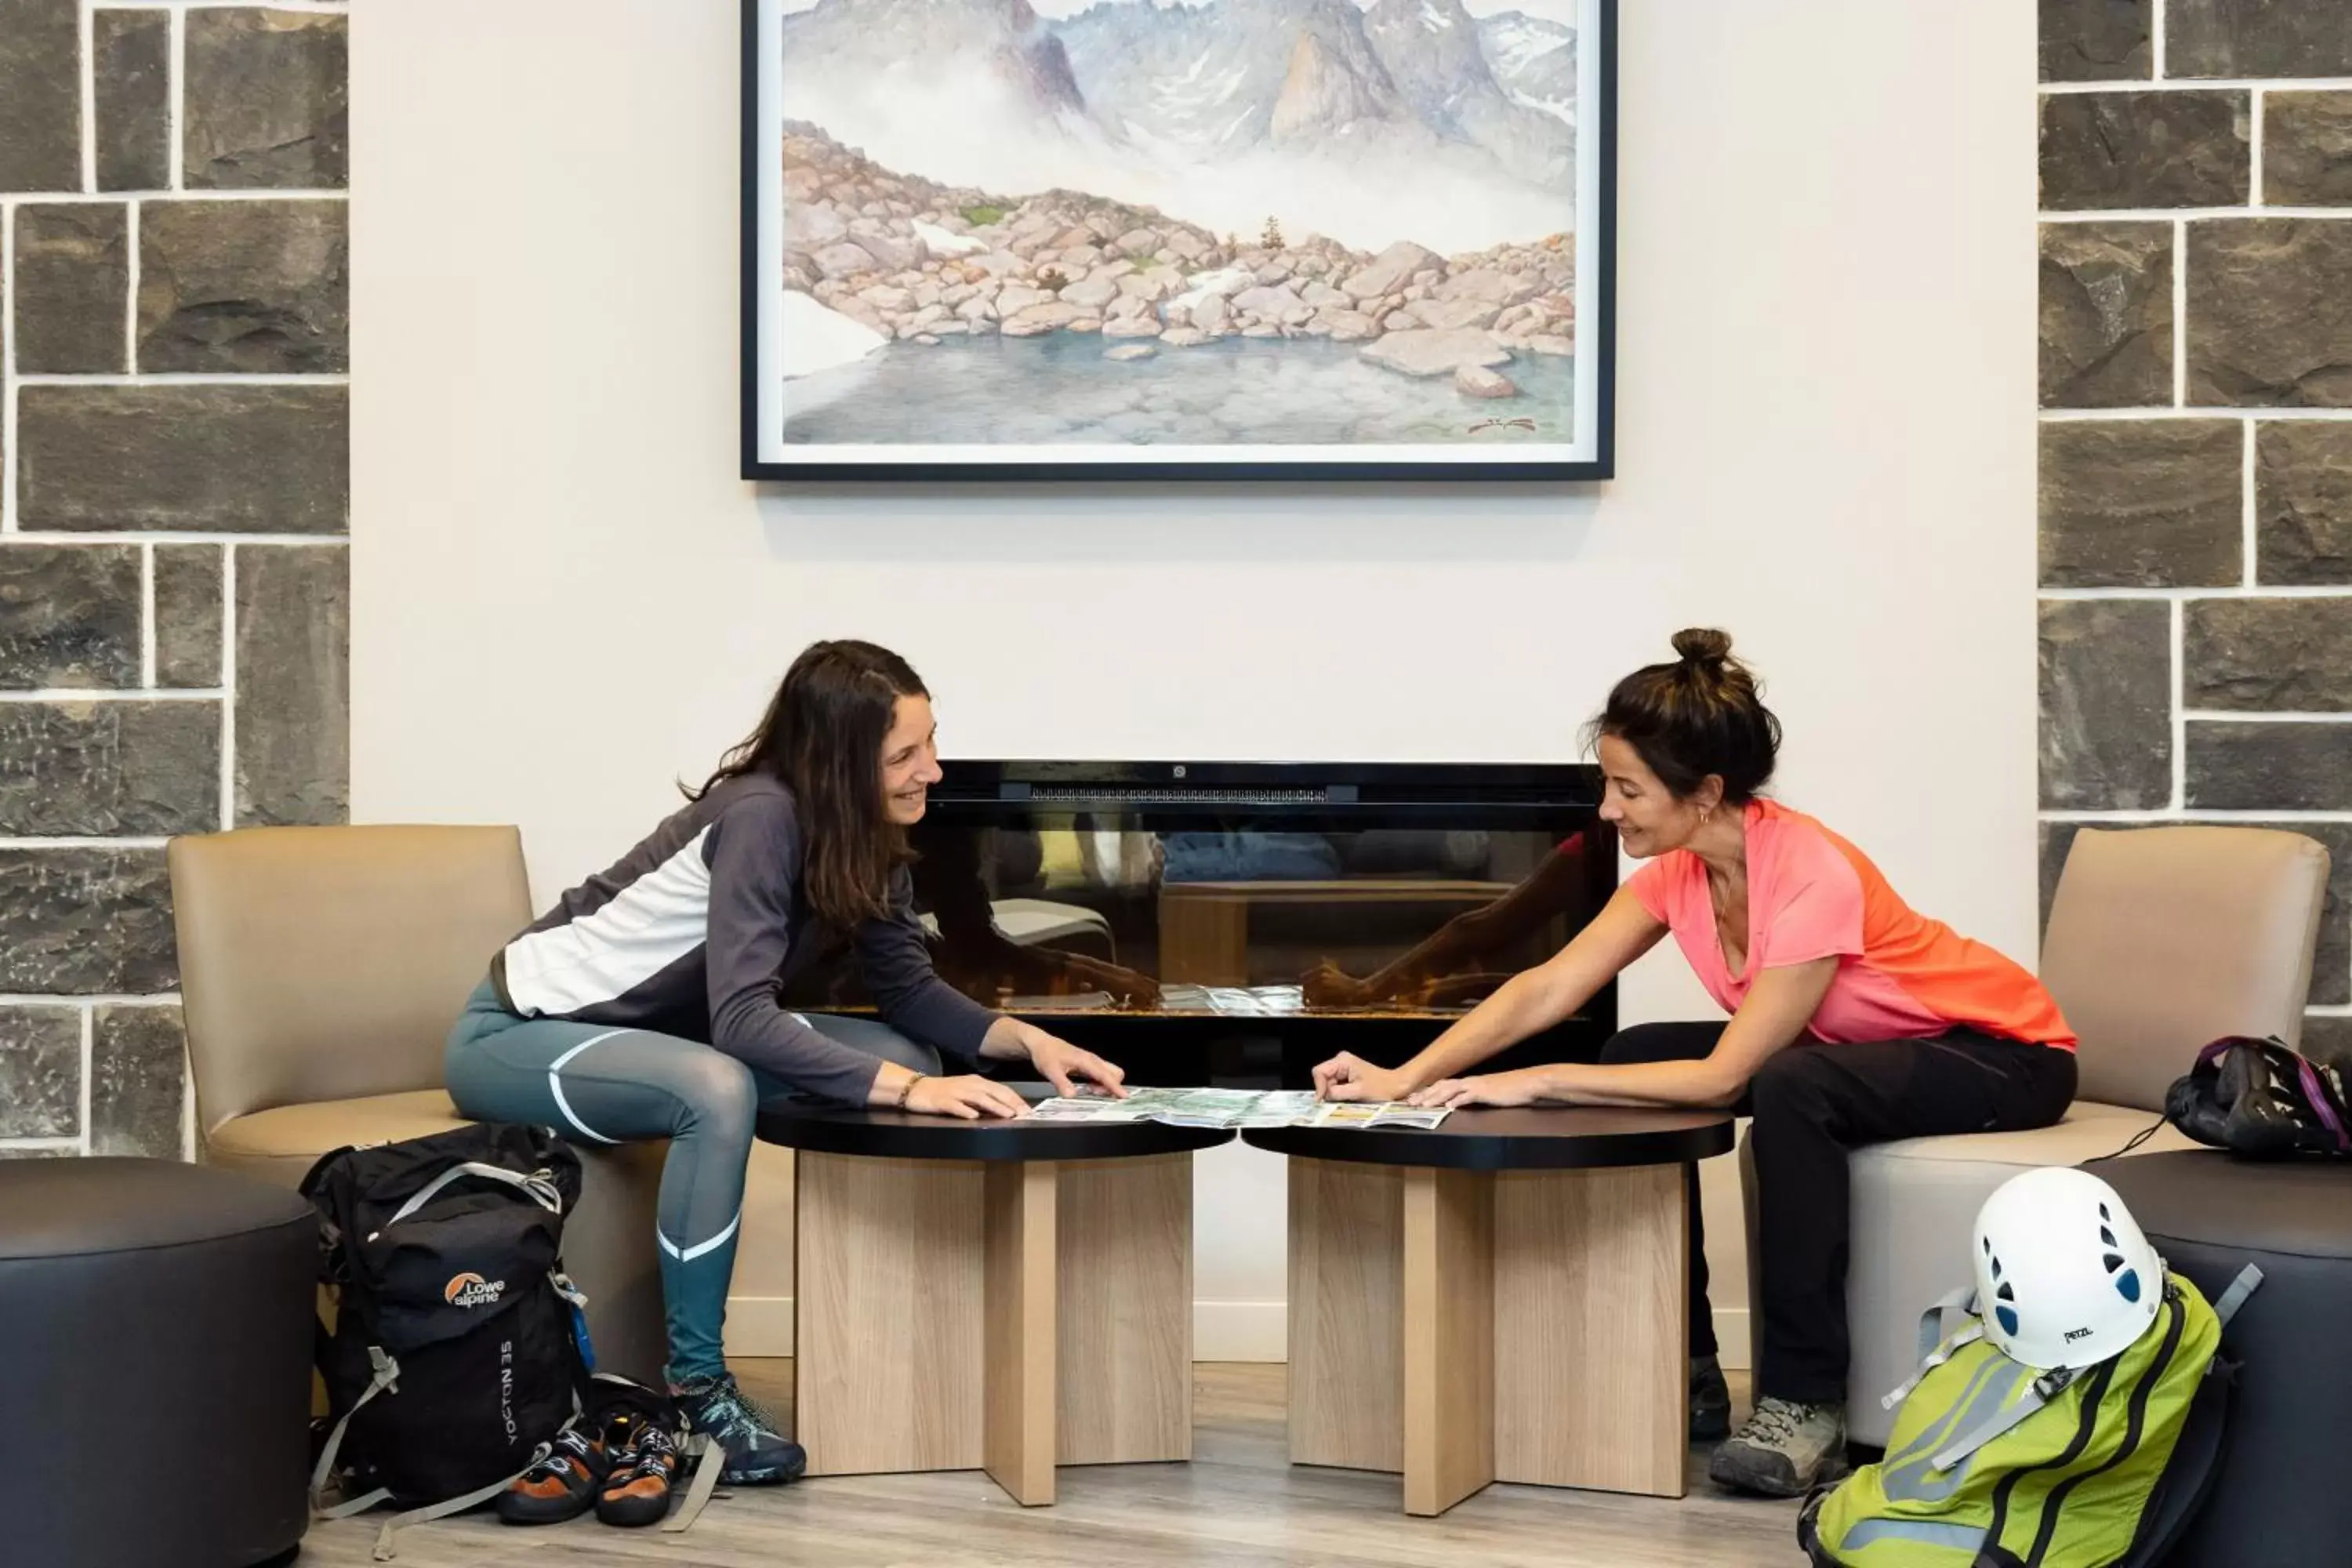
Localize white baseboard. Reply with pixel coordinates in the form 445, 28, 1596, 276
1713, 1307, 1751, 1370
1195, 1299, 1287, 1363
724, 1295, 1746, 1370
724, 1294, 795, 1358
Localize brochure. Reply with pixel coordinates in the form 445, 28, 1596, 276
1025, 1085, 1450, 1131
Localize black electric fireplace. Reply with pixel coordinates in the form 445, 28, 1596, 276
776, 760, 1618, 1090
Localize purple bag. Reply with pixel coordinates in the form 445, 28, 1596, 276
2165, 1033, 2352, 1160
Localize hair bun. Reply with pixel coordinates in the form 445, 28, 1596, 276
1671, 627, 1734, 668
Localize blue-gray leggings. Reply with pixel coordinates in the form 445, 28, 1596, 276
444, 979, 939, 1385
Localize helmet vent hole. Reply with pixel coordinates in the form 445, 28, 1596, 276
2102, 1252, 2125, 1273
1996, 1281, 2015, 1303
2100, 1225, 2117, 1247
2100, 1203, 2111, 1221
1991, 1255, 2004, 1281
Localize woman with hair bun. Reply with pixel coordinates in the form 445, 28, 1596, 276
1312, 629, 2075, 1499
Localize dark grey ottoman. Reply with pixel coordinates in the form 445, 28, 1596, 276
2098, 1151, 2352, 1568
0, 1156, 316, 1568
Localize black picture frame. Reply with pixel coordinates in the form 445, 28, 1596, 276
740, 0, 1616, 483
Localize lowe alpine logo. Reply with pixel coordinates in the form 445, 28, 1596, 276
444, 1272, 507, 1308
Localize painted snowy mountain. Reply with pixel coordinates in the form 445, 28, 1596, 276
1358, 0, 1569, 187
1476, 9, 1577, 128
778, 0, 1580, 253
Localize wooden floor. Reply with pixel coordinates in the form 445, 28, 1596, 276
301, 1362, 1803, 1566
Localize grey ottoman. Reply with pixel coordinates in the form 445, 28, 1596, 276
0, 1156, 316, 1568
2097, 1151, 2352, 1568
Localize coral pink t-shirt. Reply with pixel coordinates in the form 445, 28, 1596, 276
1626, 800, 2076, 1050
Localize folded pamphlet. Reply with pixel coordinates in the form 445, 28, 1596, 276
1027, 1085, 1450, 1131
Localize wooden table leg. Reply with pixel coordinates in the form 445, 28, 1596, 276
794, 1153, 985, 1477
1057, 1152, 1192, 1466
1403, 1166, 1496, 1517
984, 1160, 1058, 1505
1493, 1164, 1687, 1497
1287, 1156, 1404, 1473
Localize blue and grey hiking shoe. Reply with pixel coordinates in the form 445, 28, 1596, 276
674, 1372, 806, 1486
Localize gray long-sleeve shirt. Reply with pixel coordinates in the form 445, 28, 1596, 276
489, 773, 998, 1105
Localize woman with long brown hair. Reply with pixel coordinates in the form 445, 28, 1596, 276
445, 639, 1124, 1499
1313, 630, 2077, 1498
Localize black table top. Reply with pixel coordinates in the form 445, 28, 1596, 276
1243, 1106, 1735, 1171
755, 1085, 1236, 1162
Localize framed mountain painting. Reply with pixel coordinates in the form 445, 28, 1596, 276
741, 0, 1615, 481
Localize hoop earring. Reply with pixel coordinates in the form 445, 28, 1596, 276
1698, 806, 1714, 827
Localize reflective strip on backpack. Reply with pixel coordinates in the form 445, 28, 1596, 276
1839, 1519, 1989, 1555
1878, 1353, 2035, 1504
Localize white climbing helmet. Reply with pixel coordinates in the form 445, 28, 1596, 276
1970, 1166, 2165, 1370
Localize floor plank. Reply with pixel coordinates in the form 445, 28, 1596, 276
298, 1363, 1802, 1567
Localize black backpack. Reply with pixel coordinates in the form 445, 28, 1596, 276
2166, 1033, 2352, 1159
299, 1123, 595, 1555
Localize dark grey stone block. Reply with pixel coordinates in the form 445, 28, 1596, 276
0, 848, 176, 994
2039, 0, 2151, 82
2264, 93, 2352, 208
2039, 420, 2244, 586
95, 10, 172, 192
2187, 598, 2352, 710
0, 0, 82, 191
184, 9, 347, 190
0, 701, 220, 835
2041, 820, 2081, 936
2168, 0, 2352, 78
2042, 598, 2173, 809
0, 1006, 79, 1139
2256, 422, 2352, 585
13, 205, 129, 376
2300, 1012, 2352, 1058
235, 545, 346, 827
138, 198, 348, 373
2187, 721, 2352, 810
154, 544, 224, 688
2041, 222, 2173, 408
0, 545, 140, 689
2187, 220, 2352, 407
90, 1005, 185, 1159
17, 386, 348, 533
2040, 92, 2248, 209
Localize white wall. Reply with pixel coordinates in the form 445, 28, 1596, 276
352, 0, 2036, 1364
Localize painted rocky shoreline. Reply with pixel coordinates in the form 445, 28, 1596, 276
781, 122, 1574, 400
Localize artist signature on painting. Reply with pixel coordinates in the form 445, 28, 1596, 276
1467, 416, 1539, 435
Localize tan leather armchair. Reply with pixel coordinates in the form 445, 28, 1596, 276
169, 824, 668, 1382
1740, 825, 2330, 1445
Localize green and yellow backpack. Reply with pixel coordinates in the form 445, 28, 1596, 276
1800, 1265, 2260, 1568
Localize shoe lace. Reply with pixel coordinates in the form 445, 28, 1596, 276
695, 1377, 783, 1448
1745, 1397, 1809, 1449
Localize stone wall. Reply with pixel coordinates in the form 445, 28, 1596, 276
2040, 0, 2352, 1053
0, 1, 347, 1159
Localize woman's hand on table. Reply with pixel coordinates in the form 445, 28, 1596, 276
982, 1017, 1129, 1099
1406, 1071, 1541, 1110
901, 1073, 1029, 1120
1310, 1051, 1414, 1103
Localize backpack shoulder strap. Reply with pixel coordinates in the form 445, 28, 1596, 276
310, 1346, 401, 1519
1880, 1287, 1984, 1411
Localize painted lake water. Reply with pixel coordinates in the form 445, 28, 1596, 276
779, 332, 1576, 448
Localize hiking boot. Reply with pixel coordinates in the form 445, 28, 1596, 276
675, 1372, 806, 1486
1689, 1354, 1732, 1444
1708, 1396, 1849, 1497
496, 1425, 608, 1525
596, 1416, 684, 1528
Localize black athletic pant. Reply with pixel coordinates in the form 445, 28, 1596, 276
1599, 1022, 2078, 1406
